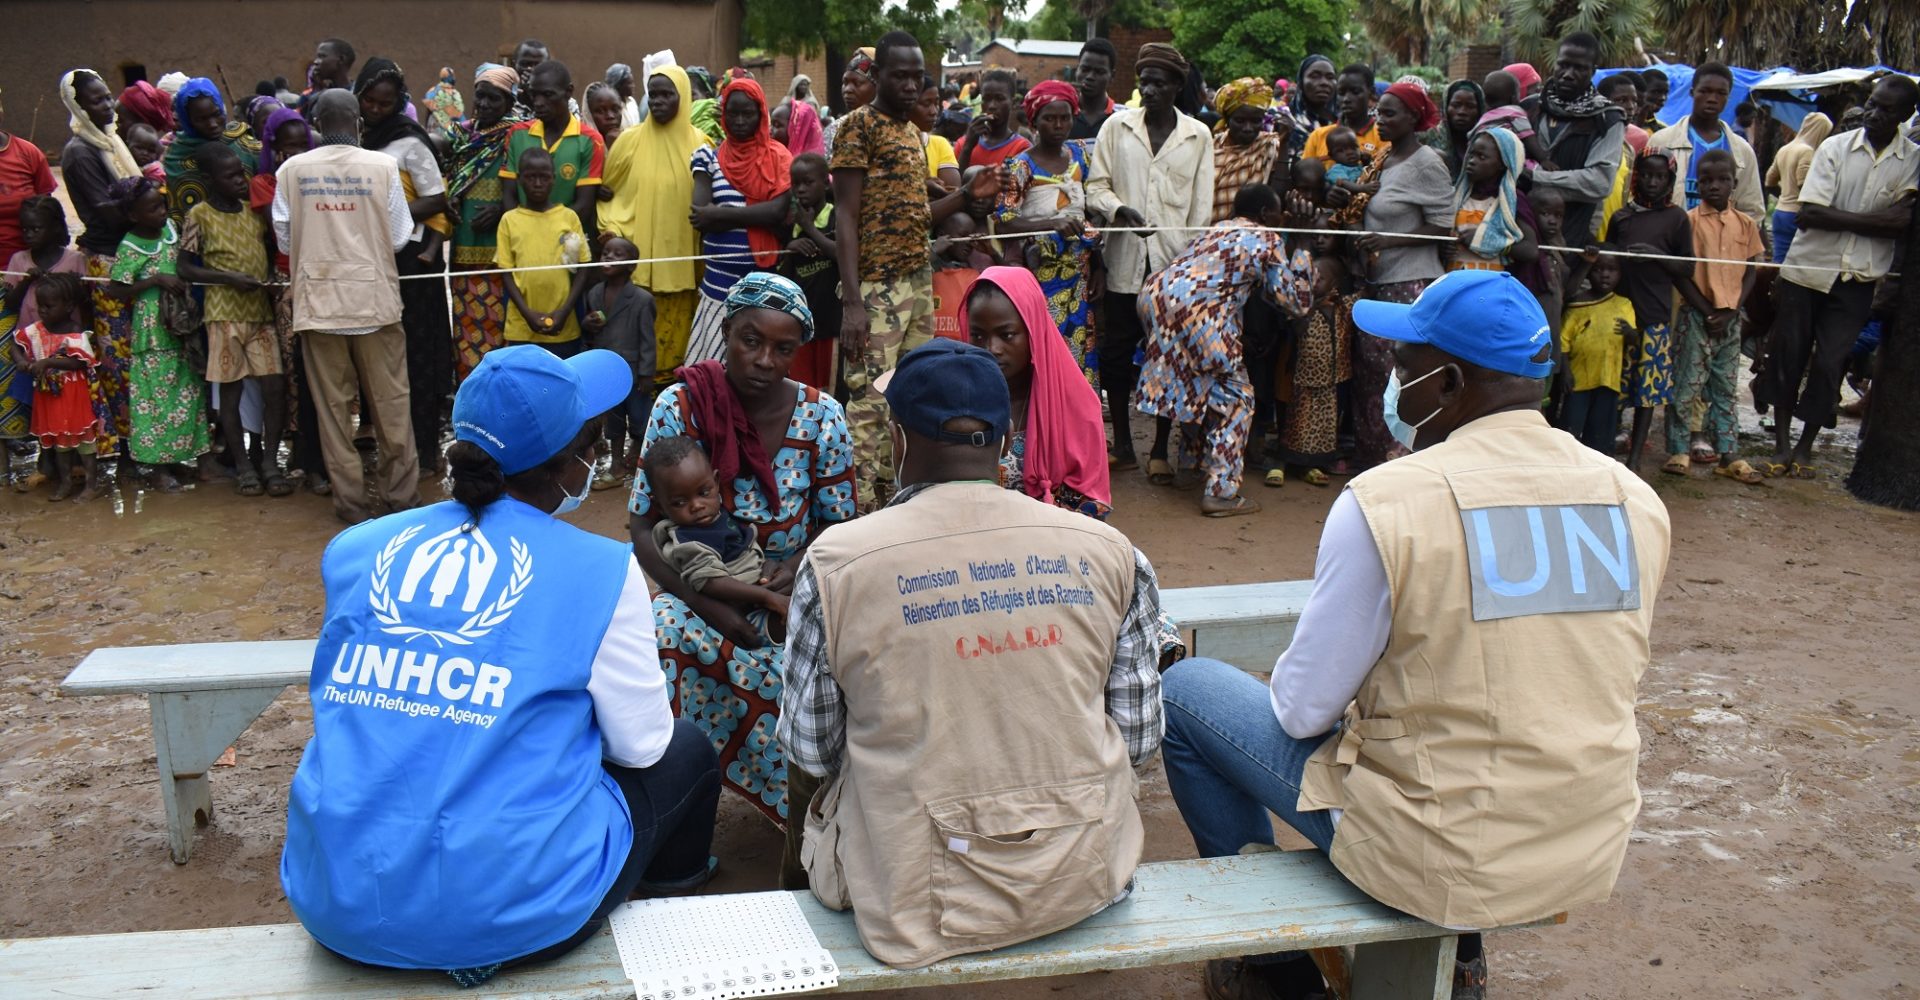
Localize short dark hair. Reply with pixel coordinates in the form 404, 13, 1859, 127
981, 69, 1016, 94
1559, 31, 1601, 59
319, 38, 356, 65
1079, 38, 1117, 71
515, 38, 549, 56
514, 146, 554, 173
642, 435, 707, 489
1695, 148, 1736, 174
791, 152, 828, 174
198, 141, 241, 170
1877, 73, 1920, 115
1232, 183, 1281, 219
1340, 64, 1375, 89
1598, 75, 1638, 100
530, 59, 572, 87
875, 30, 922, 70
19, 195, 69, 248
1693, 62, 1733, 89
1640, 68, 1668, 88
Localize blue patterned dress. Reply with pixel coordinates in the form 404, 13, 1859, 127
629, 380, 855, 824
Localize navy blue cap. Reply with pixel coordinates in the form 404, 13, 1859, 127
452, 345, 632, 475
1351, 270, 1554, 379
879, 339, 1010, 446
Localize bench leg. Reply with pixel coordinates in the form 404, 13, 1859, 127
149, 687, 284, 864
1348, 934, 1455, 1000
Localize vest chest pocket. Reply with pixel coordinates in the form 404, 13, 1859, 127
925, 778, 1110, 940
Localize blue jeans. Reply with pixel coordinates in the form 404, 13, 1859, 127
1771, 209, 1798, 264
1161, 657, 1338, 858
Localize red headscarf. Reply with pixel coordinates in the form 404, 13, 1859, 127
1022, 80, 1080, 125
118, 81, 175, 133
1384, 81, 1441, 132
716, 77, 793, 267
958, 267, 1110, 509
785, 100, 824, 157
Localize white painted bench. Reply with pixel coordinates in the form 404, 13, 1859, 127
58, 584, 1311, 863
0, 850, 1548, 999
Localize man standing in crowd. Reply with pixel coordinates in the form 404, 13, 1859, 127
1526, 32, 1626, 241
1159, 271, 1670, 1000
272, 89, 420, 524
1086, 42, 1214, 468
308, 38, 355, 94
1767, 75, 1919, 476
779, 339, 1166, 969
1069, 39, 1119, 141
1647, 62, 1767, 229
834, 31, 995, 511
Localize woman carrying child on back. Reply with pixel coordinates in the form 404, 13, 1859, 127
10, 272, 102, 500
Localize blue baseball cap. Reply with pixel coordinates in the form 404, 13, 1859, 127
1351, 270, 1554, 379
452, 345, 632, 475
878, 339, 1010, 446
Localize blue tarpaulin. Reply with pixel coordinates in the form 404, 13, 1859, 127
1596, 62, 1794, 129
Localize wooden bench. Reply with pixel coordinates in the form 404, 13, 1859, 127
58, 583, 1311, 863
0, 850, 1545, 999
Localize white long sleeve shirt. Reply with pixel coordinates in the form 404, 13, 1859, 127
1085, 108, 1216, 295
585, 562, 677, 768
1268, 490, 1393, 739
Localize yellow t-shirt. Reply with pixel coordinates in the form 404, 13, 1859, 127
1560, 292, 1636, 392
1301, 120, 1383, 163
495, 204, 586, 344
924, 133, 958, 180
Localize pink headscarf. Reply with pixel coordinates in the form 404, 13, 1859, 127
1503, 62, 1543, 98
958, 267, 1110, 508
784, 99, 824, 157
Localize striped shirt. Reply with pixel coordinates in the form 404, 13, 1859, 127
691, 146, 754, 301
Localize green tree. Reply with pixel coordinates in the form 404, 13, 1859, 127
1172, 0, 1350, 84
742, 0, 958, 110
1363, 0, 1494, 67
1502, 0, 1653, 65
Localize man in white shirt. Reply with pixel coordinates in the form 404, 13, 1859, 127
273, 89, 420, 524
1086, 42, 1214, 468
1767, 75, 1919, 475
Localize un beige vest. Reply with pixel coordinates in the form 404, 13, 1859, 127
802, 482, 1144, 969
1300, 410, 1670, 929
277, 145, 404, 332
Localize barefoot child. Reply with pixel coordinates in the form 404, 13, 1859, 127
1557, 247, 1635, 454
107, 177, 207, 492
12, 273, 103, 500
644, 434, 791, 622
1593, 149, 1692, 471
177, 142, 289, 497
496, 148, 590, 355
1670, 149, 1766, 483
582, 235, 655, 488
1277, 253, 1353, 487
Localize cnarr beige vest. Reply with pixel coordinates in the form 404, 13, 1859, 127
802, 482, 1144, 969
1300, 410, 1670, 930
277, 145, 404, 333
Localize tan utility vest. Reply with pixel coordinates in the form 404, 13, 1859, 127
802, 482, 1144, 969
1300, 410, 1670, 929
277, 145, 404, 333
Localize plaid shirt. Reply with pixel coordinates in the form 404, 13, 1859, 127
776, 483, 1168, 778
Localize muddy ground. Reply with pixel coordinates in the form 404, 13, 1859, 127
3, 410, 1917, 999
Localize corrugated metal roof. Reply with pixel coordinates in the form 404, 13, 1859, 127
980, 37, 1084, 58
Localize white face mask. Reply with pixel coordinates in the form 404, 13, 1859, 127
551, 458, 593, 516
891, 423, 910, 486
1382, 365, 1446, 450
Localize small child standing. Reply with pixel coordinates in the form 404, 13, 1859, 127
1558, 248, 1635, 454
178, 142, 288, 497
1323, 126, 1368, 187
644, 435, 790, 622
1671, 149, 1766, 483
582, 235, 656, 488
5, 196, 87, 333
12, 273, 103, 501
107, 177, 207, 492
495, 148, 591, 356
780, 154, 840, 391
1277, 254, 1352, 486
1592, 149, 1692, 471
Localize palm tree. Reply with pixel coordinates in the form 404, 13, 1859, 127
1503, 0, 1654, 65
1365, 0, 1494, 66
1653, 0, 1868, 68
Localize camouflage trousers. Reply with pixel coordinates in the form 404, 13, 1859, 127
844, 269, 934, 513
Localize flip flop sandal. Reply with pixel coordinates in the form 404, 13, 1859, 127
235, 470, 265, 497
1263, 467, 1285, 488
1203, 494, 1261, 518
1661, 454, 1692, 476
264, 472, 295, 497
1303, 468, 1331, 487
1147, 458, 1176, 486
1753, 460, 1787, 478
591, 468, 625, 491
1714, 460, 1765, 485
1791, 462, 1818, 479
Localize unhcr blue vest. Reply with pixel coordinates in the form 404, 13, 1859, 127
282, 497, 634, 969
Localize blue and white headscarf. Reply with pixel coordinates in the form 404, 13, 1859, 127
724, 272, 815, 343
1454, 126, 1527, 261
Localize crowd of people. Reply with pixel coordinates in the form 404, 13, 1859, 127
11, 23, 1915, 1000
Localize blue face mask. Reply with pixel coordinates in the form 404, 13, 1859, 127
1382, 365, 1445, 450
552, 458, 593, 516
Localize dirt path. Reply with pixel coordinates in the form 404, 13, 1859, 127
3, 432, 1917, 998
